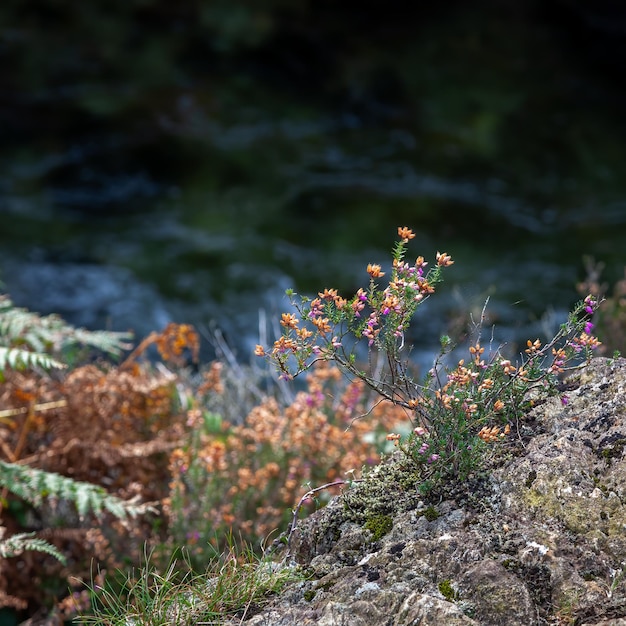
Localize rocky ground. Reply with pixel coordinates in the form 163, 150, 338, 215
232, 357, 626, 625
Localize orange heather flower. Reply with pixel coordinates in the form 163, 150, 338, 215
381, 294, 400, 312
280, 313, 299, 329
273, 336, 298, 354
311, 316, 332, 334
386, 432, 402, 445
254, 345, 266, 357
464, 402, 478, 415
397, 226, 416, 242
500, 359, 516, 375
493, 399, 505, 412
478, 425, 501, 443
417, 278, 435, 294
296, 327, 313, 340
573, 333, 602, 350
478, 378, 494, 392
367, 263, 385, 278
435, 389, 453, 410
525, 339, 542, 354
319, 288, 338, 300
436, 251, 454, 267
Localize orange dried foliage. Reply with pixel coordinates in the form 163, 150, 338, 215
123, 322, 200, 368
166, 362, 409, 557
0, 325, 198, 617
197, 361, 224, 396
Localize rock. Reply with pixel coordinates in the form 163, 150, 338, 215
240, 357, 626, 625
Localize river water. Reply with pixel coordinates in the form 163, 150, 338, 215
1, 2, 626, 368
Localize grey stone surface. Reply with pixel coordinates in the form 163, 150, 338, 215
236, 358, 626, 625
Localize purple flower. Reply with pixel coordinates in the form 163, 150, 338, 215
584, 295, 597, 314
561, 395, 569, 406
584, 321, 594, 334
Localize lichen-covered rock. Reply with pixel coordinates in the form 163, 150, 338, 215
239, 357, 626, 625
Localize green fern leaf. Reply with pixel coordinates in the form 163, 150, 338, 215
0, 346, 66, 374
0, 294, 133, 359
0, 531, 67, 565
0, 461, 154, 521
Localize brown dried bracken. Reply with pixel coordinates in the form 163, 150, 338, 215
0, 324, 196, 615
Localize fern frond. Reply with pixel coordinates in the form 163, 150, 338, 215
0, 461, 156, 521
0, 294, 133, 358
0, 531, 67, 564
69, 327, 134, 358
0, 346, 66, 374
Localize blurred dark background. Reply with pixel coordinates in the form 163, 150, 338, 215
1, 0, 626, 364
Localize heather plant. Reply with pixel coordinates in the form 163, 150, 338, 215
165, 361, 408, 569
577, 257, 626, 357
257, 226, 602, 491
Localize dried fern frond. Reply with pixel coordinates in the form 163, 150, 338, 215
0, 460, 156, 521
0, 294, 133, 358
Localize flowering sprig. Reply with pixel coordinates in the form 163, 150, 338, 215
256, 227, 453, 385
257, 227, 602, 486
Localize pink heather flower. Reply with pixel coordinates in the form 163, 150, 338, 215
308, 298, 324, 319
344, 383, 362, 411
584, 295, 596, 315
305, 392, 324, 407
363, 332, 374, 346
428, 454, 440, 463
413, 427, 427, 437
584, 321, 594, 334
332, 336, 342, 348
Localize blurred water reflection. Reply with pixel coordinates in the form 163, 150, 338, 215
1, 1, 626, 364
